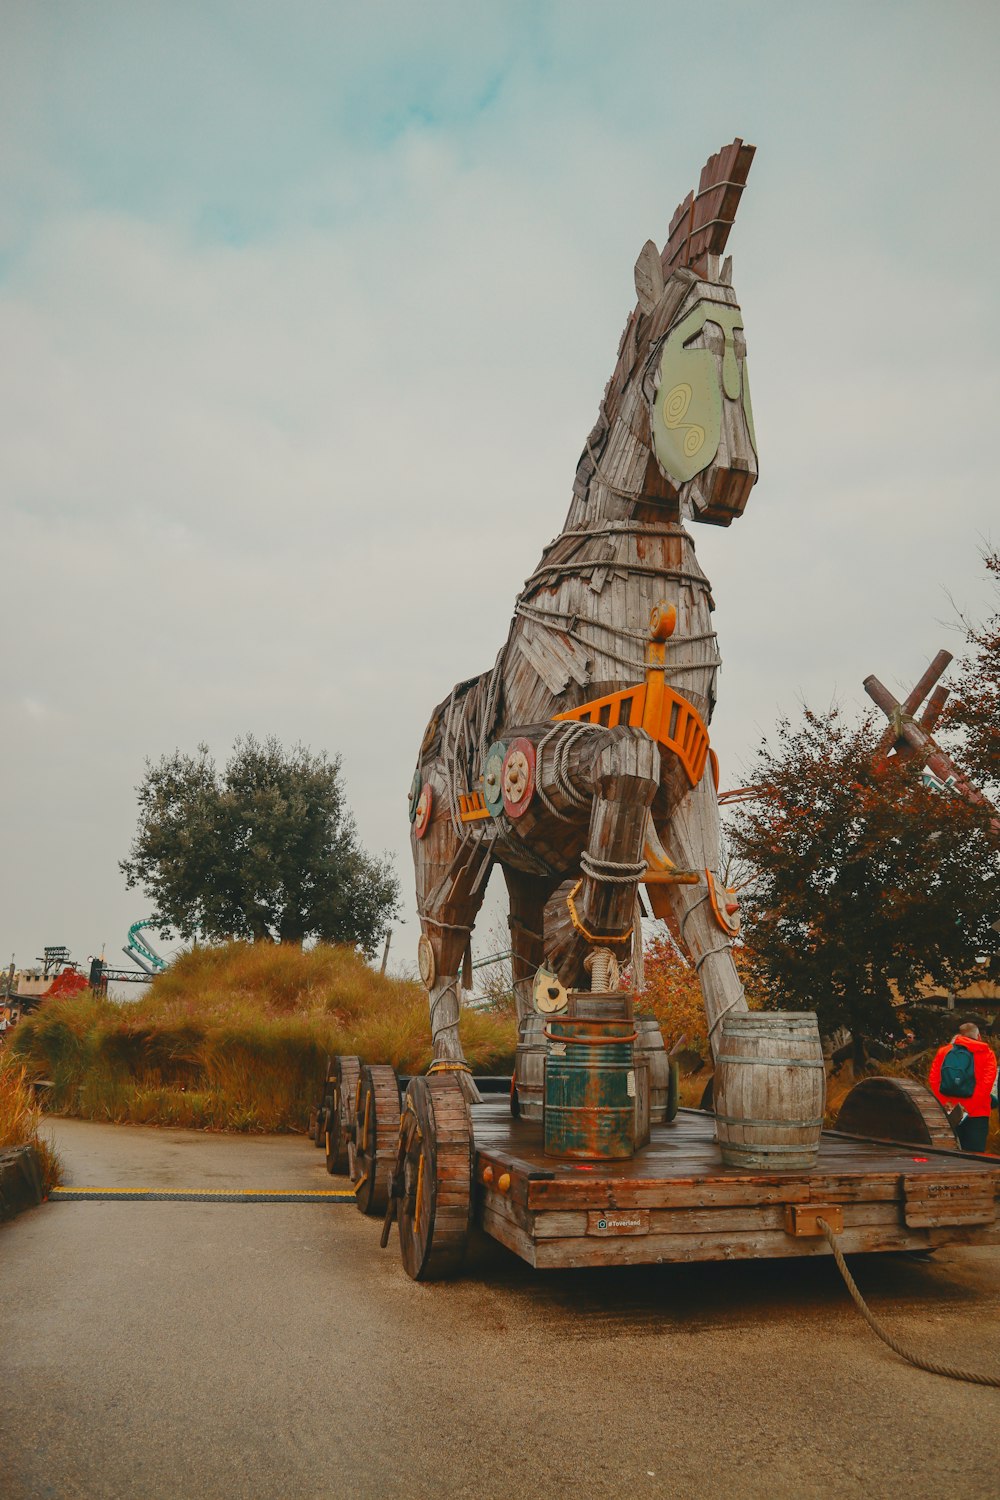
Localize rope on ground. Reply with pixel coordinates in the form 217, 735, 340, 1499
816, 1218, 1000, 1389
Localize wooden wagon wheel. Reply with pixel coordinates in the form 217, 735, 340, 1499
835, 1076, 959, 1150
314, 1065, 335, 1149
325, 1054, 361, 1175
351, 1064, 401, 1216
381, 1074, 474, 1282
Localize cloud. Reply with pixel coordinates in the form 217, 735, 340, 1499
2, 1, 999, 967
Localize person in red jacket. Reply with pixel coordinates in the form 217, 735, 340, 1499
929, 1022, 998, 1152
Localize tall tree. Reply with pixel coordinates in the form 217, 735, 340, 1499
944, 549, 1000, 799
120, 736, 399, 951
729, 708, 1000, 1063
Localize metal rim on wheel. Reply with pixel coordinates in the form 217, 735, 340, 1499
391, 1074, 473, 1281
326, 1054, 361, 1175
352, 1064, 401, 1216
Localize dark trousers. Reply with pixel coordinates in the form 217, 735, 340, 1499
957, 1115, 990, 1153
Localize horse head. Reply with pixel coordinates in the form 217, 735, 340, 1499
593, 139, 758, 528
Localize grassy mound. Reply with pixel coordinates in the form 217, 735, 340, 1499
12, 942, 516, 1134
0, 1055, 61, 1190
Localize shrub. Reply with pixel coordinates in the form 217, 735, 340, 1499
12, 942, 516, 1133
0, 1054, 61, 1191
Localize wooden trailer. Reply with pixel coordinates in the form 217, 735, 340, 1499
314, 1060, 1000, 1280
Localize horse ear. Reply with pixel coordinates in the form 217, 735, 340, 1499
634, 240, 665, 314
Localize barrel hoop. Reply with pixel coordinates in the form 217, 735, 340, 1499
716, 1056, 825, 1068
714, 1113, 825, 1129
543, 1029, 638, 1046
718, 1140, 821, 1155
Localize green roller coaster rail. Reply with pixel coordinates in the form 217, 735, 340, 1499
124, 919, 167, 974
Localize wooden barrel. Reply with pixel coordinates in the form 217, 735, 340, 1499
714, 1012, 825, 1170
635, 1016, 670, 1124
515, 1014, 546, 1122
518, 1012, 670, 1129
544, 1012, 636, 1161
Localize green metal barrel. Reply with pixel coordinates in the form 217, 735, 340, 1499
543, 1015, 636, 1160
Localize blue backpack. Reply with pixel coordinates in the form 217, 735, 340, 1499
939, 1043, 976, 1099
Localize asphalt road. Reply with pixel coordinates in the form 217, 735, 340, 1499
1, 1119, 997, 1500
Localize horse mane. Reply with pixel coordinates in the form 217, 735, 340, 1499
662, 138, 755, 280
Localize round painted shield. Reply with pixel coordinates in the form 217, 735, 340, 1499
417, 934, 436, 988
532, 964, 568, 1016
413, 783, 434, 839
482, 740, 507, 817
408, 769, 422, 824
501, 738, 536, 820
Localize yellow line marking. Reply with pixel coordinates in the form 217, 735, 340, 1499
50, 1187, 356, 1198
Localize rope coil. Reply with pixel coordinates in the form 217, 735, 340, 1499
580, 851, 647, 884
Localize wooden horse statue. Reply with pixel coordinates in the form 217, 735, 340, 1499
410, 140, 758, 1096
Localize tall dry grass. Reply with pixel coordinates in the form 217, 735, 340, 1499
11, 942, 516, 1134
0, 1053, 61, 1190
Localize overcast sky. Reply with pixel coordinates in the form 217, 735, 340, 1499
2, 0, 998, 980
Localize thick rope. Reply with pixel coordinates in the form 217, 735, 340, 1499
521, 558, 715, 596
555, 723, 601, 809
515, 599, 721, 676
418, 914, 474, 934
584, 436, 646, 500
428, 978, 461, 1042
816, 1218, 1000, 1389
580, 851, 647, 884
535, 724, 579, 823
584, 947, 619, 992
706, 993, 744, 1043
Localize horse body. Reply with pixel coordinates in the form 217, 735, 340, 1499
411, 142, 759, 1095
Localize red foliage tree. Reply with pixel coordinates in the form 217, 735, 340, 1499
729, 707, 1000, 1065
636, 931, 761, 1057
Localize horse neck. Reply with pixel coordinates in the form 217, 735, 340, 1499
561, 277, 695, 535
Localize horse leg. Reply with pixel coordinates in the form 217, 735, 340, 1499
657, 775, 748, 1060
544, 726, 660, 988
503, 869, 552, 1024
415, 816, 491, 1103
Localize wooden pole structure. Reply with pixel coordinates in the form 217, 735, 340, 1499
864, 653, 998, 832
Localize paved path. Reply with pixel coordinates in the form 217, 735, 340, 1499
1, 1119, 997, 1500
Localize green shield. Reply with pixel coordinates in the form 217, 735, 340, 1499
650, 301, 756, 485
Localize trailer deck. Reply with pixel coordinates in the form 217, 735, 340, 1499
471, 1101, 1000, 1269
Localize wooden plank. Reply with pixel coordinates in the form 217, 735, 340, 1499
532, 1201, 903, 1241
516, 630, 570, 696
546, 630, 591, 686
586, 1209, 650, 1237
903, 1174, 998, 1228
479, 1206, 536, 1265
478, 1184, 533, 1235
527, 1176, 813, 1211
532, 1223, 934, 1271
